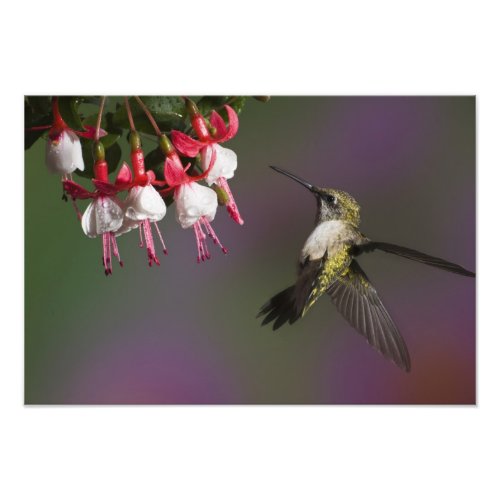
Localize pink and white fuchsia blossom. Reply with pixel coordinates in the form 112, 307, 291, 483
63, 160, 130, 275
44, 97, 107, 177
171, 104, 243, 225
46, 128, 85, 175
116, 159, 168, 266
81, 195, 124, 275
163, 152, 227, 262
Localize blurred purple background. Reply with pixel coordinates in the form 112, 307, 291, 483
25, 96, 475, 404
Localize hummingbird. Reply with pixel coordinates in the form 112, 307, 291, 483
257, 166, 475, 372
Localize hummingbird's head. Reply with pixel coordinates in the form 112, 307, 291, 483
313, 187, 361, 226
269, 166, 361, 226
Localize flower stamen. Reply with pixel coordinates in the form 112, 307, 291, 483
200, 216, 228, 254
110, 233, 123, 267
142, 219, 160, 267
193, 221, 210, 263
138, 224, 144, 248
153, 222, 168, 255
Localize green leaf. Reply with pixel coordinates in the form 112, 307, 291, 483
196, 96, 247, 120
82, 113, 98, 127
106, 142, 122, 175
58, 96, 84, 131
112, 97, 187, 135
78, 96, 101, 106
140, 96, 185, 118
24, 99, 52, 150
228, 96, 247, 115
100, 133, 120, 149
26, 96, 52, 116
196, 96, 229, 116
78, 140, 95, 179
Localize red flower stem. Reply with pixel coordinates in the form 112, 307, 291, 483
95, 96, 107, 142
134, 96, 162, 137
124, 97, 136, 132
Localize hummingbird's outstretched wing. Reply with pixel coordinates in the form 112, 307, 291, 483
259, 245, 353, 330
327, 260, 411, 372
354, 242, 475, 277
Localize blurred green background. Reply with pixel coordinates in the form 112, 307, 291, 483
25, 96, 475, 404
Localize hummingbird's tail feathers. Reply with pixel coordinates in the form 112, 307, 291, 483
258, 286, 301, 330
327, 260, 411, 372
356, 242, 475, 277
258, 257, 330, 330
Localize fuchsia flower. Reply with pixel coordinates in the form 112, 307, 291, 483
116, 142, 168, 266
46, 128, 84, 175
64, 160, 129, 275
56, 96, 249, 274
171, 104, 244, 225
162, 150, 228, 263
43, 97, 106, 177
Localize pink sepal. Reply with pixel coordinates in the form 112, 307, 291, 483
147, 170, 156, 182
115, 162, 132, 187
189, 145, 217, 182
168, 151, 185, 171
209, 110, 227, 141
164, 157, 189, 187
63, 180, 95, 200
76, 125, 108, 139
220, 105, 239, 142
171, 130, 204, 157
92, 179, 119, 195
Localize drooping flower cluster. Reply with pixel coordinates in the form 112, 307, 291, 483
171, 103, 243, 224
42, 96, 245, 275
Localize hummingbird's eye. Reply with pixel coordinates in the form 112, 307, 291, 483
325, 194, 336, 204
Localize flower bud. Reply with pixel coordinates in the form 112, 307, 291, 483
130, 131, 142, 152
159, 134, 174, 156
93, 141, 105, 162
183, 97, 200, 118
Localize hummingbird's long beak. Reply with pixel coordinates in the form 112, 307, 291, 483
269, 166, 318, 193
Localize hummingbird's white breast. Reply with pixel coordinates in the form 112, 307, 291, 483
300, 220, 347, 262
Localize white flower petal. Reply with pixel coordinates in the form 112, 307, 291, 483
46, 129, 85, 174
200, 144, 237, 186
81, 196, 123, 237
175, 182, 217, 229
69, 131, 85, 171
124, 185, 166, 222
81, 200, 98, 238
114, 217, 140, 236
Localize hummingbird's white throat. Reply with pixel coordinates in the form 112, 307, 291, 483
301, 220, 347, 262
